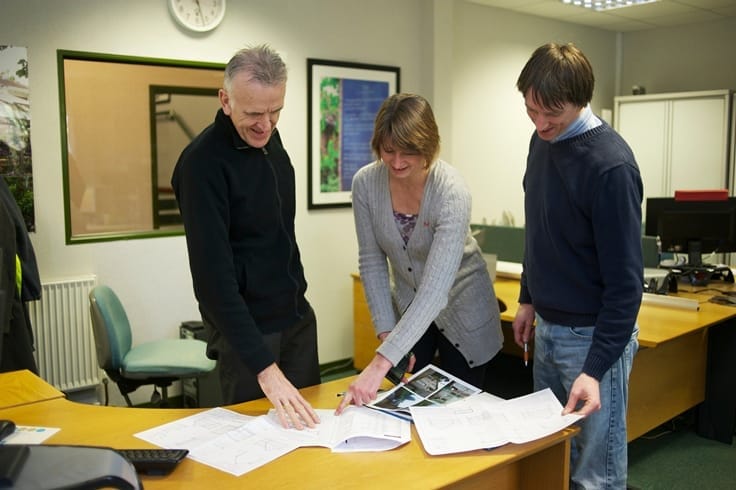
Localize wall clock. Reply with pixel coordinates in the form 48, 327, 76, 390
169, 0, 226, 33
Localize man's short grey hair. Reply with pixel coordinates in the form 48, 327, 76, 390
223, 44, 287, 92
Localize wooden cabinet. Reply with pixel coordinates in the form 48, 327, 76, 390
351, 273, 380, 371
614, 90, 732, 206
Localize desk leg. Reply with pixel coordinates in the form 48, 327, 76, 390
627, 330, 708, 441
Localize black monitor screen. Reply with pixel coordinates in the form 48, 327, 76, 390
645, 197, 736, 266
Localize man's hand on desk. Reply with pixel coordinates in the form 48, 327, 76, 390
257, 363, 320, 430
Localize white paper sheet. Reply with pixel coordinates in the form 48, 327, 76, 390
134, 405, 410, 476
410, 388, 583, 455
265, 406, 411, 453
1, 425, 60, 445
135, 407, 295, 476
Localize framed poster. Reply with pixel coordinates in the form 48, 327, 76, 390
0, 45, 34, 231
307, 58, 400, 209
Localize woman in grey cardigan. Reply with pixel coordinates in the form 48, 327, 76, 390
336, 93, 504, 414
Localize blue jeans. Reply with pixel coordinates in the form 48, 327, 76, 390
534, 315, 638, 490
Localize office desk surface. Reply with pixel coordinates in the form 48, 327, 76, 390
491, 278, 736, 441
493, 278, 736, 348
0, 375, 577, 489
0, 369, 65, 409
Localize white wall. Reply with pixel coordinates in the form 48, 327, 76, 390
449, 3, 736, 227
3, 0, 735, 405
620, 18, 736, 95
1, 0, 430, 405
449, 2, 618, 226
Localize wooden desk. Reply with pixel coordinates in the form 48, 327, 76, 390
0, 375, 577, 489
352, 274, 736, 442
494, 278, 736, 441
492, 278, 736, 348
0, 369, 65, 409
493, 278, 736, 441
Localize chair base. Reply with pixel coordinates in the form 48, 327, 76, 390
103, 371, 177, 408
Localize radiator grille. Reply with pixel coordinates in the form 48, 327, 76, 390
28, 275, 101, 392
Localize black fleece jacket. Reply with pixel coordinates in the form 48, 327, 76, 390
172, 109, 310, 375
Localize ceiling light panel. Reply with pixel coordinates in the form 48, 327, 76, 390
561, 0, 658, 11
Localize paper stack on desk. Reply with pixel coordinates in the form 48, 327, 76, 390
410, 388, 583, 455
495, 260, 524, 279
135, 405, 410, 477
265, 406, 410, 453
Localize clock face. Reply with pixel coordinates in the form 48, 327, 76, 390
169, 0, 226, 33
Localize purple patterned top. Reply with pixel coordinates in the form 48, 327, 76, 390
393, 211, 418, 244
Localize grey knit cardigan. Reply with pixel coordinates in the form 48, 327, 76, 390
351, 159, 504, 368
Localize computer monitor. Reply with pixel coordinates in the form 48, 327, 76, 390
645, 196, 736, 267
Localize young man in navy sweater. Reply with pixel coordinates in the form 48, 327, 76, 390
512, 42, 643, 490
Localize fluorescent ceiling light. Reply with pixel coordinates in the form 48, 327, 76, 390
561, 0, 658, 11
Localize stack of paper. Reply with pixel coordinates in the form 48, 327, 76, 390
134, 364, 582, 474
265, 406, 410, 453
410, 388, 583, 455
135, 405, 410, 477
496, 260, 523, 279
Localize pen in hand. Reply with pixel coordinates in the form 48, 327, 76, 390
523, 342, 529, 367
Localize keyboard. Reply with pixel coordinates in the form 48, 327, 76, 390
116, 448, 189, 475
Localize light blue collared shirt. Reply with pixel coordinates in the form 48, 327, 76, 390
553, 105, 601, 143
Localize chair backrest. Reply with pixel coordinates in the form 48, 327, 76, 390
89, 285, 133, 372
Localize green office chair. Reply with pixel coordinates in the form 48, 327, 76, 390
89, 284, 216, 407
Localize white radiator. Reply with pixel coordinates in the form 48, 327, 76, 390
28, 275, 102, 392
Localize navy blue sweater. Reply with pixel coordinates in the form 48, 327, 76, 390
519, 122, 643, 380
172, 109, 310, 375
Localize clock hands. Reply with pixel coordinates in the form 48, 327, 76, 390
194, 0, 205, 26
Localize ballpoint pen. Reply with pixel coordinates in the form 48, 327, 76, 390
523, 342, 529, 367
